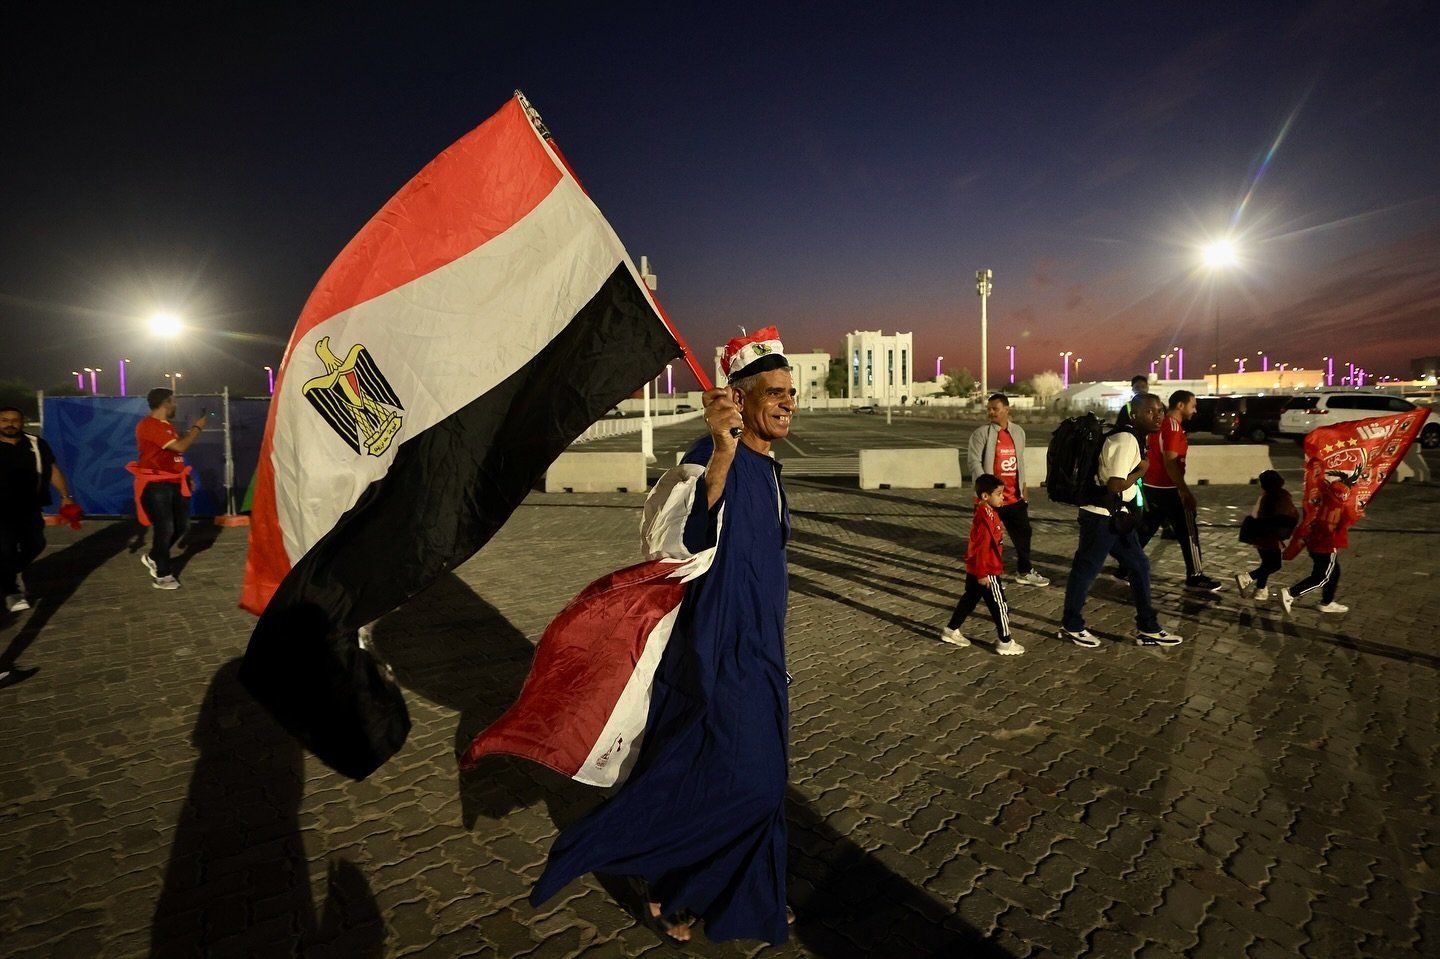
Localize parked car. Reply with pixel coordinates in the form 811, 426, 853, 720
1211, 394, 1291, 443
674, 403, 695, 413
1279, 391, 1439, 447
852, 404, 877, 414
1185, 395, 1219, 434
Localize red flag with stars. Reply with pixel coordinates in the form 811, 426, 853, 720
1285, 408, 1431, 559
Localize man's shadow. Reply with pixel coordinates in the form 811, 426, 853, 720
371, 573, 595, 828
150, 659, 385, 958
0, 521, 133, 674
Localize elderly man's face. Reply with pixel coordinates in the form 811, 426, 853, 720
0, 410, 23, 437
735, 369, 796, 441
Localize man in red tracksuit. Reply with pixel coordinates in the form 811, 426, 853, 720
940, 474, 1023, 655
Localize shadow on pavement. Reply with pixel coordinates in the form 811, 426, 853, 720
787, 789, 1014, 959
0, 521, 133, 672
372, 573, 595, 828
168, 518, 222, 577
151, 659, 385, 957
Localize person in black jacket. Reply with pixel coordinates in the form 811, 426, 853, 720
1, 406, 75, 612
1235, 470, 1298, 601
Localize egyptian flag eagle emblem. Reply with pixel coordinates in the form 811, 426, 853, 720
302, 337, 405, 456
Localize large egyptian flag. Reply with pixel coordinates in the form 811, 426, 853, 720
1285, 407, 1430, 558
238, 92, 693, 780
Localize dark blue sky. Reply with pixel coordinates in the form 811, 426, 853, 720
4, 1, 1437, 394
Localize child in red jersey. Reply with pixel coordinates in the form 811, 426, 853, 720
1280, 486, 1348, 615
941, 474, 1023, 655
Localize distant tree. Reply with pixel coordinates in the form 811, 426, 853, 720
1009, 379, 1036, 396
1031, 370, 1064, 404
940, 367, 975, 397
825, 358, 848, 398
0, 379, 42, 418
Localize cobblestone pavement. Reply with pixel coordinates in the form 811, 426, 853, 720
2, 472, 1438, 957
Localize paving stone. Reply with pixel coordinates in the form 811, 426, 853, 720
4, 455, 1438, 957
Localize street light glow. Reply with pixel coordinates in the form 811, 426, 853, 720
149, 312, 183, 337
1202, 239, 1237, 268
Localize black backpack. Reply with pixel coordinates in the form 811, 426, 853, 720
1048, 414, 1137, 507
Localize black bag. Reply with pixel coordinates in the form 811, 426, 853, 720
1047, 413, 1110, 506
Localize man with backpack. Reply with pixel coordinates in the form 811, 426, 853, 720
1053, 393, 1184, 648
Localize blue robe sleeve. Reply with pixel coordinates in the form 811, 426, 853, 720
681, 436, 722, 554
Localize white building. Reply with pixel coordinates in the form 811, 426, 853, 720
843, 330, 914, 403
712, 346, 831, 407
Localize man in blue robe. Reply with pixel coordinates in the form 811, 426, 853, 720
531, 327, 795, 945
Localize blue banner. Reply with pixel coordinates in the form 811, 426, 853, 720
41, 395, 271, 517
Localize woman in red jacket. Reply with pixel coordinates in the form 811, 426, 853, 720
940, 474, 1023, 655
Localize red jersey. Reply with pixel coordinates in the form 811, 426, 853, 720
992, 430, 1020, 505
137, 416, 184, 474
965, 501, 1005, 577
1144, 415, 1187, 487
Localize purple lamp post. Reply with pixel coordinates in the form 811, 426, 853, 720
1060, 351, 1073, 389
72, 370, 84, 390
666, 363, 673, 395
1006, 345, 1015, 385
1176, 347, 1184, 380
118, 358, 129, 396
1257, 350, 1268, 372
264, 365, 275, 395
84, 367, 101, 394
1149, 359, 1158, 377
1234, 357, 1246, 374
935, 355, 943, 379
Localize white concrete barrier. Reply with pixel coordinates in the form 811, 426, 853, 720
1026, 444, 1271, 487
1184, 446, 1273, 485
1024, 446, 1048, 488
858, 448, 962, 490
544, 452, 647, 493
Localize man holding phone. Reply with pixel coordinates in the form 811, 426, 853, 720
134, 388, 206, 589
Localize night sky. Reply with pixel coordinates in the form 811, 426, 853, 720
4, 1, 1438, 396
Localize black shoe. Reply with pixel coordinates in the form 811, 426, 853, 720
1185, 575, 1223, 594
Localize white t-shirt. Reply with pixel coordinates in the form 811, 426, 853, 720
1081, 430, 1144, 516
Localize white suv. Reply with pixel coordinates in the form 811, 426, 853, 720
1279, 391, 1440, 448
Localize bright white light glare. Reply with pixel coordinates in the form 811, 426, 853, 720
1202, 240, 1238, 268
149, 312, 183, 337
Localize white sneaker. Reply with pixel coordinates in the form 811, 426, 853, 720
939, 626, 971, 647
1254, 586, 1271, 601
1058, 628, 1101, 648
1015, 570, 1050, 587
5, 593, 30, 613
1280, 588, 1294, 615
1317, 601, 1349, 614
1136, 628, 1184, 647
995, 638, 1025, 656
152, 575, 180, 590
1234, 572, 1254, 596
141, 554, 157, 578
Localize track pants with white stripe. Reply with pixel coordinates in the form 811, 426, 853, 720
948, 573, 1011, 642
1288, 550, 1340, 604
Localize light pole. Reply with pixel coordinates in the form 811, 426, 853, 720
1006, 345, 1015, 385
936, 356, 943, 380
1074, 357, 1083, 382
1203, 239, 1238, 394
666, 363, 673, 396
976, 269, 993, 397
1175, 346, 1184, 380
72, 370, 84, 390
1322, 355, 1333, 386
1235, 356, 1246, 374
264, 365, 275, 395
83, 367, 101, 395
1060, 351, 1073, 389
1257, 350, 1268, 372
118, 358, 130, 396
167, 371, 183, 393
1149, 359, 1158, 378
1163, 352, 1173, 381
